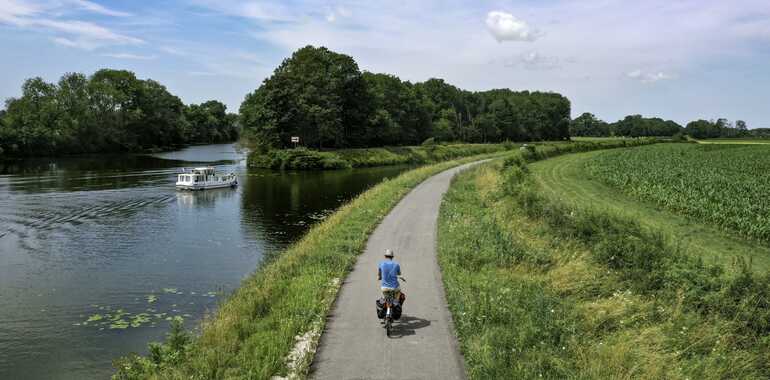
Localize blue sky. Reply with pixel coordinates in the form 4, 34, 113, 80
1, 0, 769, 127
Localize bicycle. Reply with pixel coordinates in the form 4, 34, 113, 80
382, 277, 406, 337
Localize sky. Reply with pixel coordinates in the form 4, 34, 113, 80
1, 0, 769, 127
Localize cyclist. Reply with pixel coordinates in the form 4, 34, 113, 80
378, 249, 405, 307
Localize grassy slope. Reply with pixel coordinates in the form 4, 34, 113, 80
113, 150, 515, 380
529, 150, 770, 272
439, 156, 770, 379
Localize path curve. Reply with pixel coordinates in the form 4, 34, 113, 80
310, 161, 486, 380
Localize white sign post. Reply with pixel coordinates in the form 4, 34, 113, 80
291, 136, 300, 148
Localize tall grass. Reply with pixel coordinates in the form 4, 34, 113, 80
438, 145, 770, 379
112, 150, 514, 380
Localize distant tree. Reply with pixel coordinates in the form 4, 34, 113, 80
239, 45, 572, 149
185, 100, 239, 143
240, 45, 369, 149
0, 69, 188, 156
609, 115, 682, 137
570, 112, 609, 137
685, 119, 719, 139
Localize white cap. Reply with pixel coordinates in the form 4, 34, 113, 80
384, 249, 394, 258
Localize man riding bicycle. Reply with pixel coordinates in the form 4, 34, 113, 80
378, 249, 405, 308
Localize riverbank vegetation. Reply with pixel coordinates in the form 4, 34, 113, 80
438, 145, 770, 379
0, 70, 238, 157
112, 150, 515, 380
240, 45, 571, 153
248, 142, 513, 170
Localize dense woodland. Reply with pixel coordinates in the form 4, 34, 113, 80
240, 46, 571, 150
0, 70, 238, 157
569, 112, 761, 139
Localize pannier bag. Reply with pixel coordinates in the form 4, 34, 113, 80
376, 298, 386, 319
392, 304, 403, 320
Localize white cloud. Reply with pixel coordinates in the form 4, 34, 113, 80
70, 0, 131, 17
0, 0, 142, 49
500, 51, 562, 70
326, 5, 352, 23
486, 11, 538, 42
187, 71, 218, 77
627, 69, 674, 83
627, 69, 642, 79
102, 52, 156, 60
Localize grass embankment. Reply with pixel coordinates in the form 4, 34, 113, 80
112, 150, 515, 380
530, 149, 770, 271
248, 143, 512, 170
438, 146, 770, 379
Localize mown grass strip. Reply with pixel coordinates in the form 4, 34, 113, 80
112, 149, 516, 380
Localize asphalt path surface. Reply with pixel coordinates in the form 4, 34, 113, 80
311, 161, 486, 380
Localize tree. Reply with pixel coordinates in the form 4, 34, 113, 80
570, 113, 609, 137
239, 45, 573, 149
185, 100, 239, 143
240, 45, 369, 149
0, 69, 190, 155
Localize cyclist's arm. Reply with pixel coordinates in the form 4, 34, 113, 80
377, 267, 382, 281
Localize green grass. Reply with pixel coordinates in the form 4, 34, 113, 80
112, 150, 515, 380
439, 149, 770, 379
529, 149, 770, 272
695, 138, 770, 144
581, 144, 770, 244
248, 143, 514, 170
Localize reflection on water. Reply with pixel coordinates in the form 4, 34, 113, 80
0, 144, 410, 380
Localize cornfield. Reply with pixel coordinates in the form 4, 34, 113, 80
585, 143, 770, 242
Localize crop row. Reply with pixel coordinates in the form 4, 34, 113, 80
585, 144, 770, 242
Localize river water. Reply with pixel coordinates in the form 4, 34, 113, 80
0, 144, 410, 379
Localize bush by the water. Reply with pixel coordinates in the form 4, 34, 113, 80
249, 143, 510, 170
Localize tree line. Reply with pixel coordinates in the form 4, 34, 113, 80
570, 112, 760, 139
240, 45, 571, 150
0, 69, 238, 156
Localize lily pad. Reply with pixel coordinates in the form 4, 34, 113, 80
86, 314, 103, 323
146, 295, 158, 304
109, 320, 130, 329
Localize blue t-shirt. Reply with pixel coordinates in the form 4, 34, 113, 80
379, 260, 401, 289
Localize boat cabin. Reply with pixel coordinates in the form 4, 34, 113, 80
177, 167, 215, 184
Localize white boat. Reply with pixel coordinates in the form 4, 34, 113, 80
176, 167, 238, 190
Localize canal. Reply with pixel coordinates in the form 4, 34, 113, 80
0, 144, 410, 379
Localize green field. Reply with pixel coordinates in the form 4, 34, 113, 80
439, 147, 770, 378
582, 144, 770, 244
530, 149, 770, 271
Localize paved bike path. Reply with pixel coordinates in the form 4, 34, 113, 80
310, 162, 484, 380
